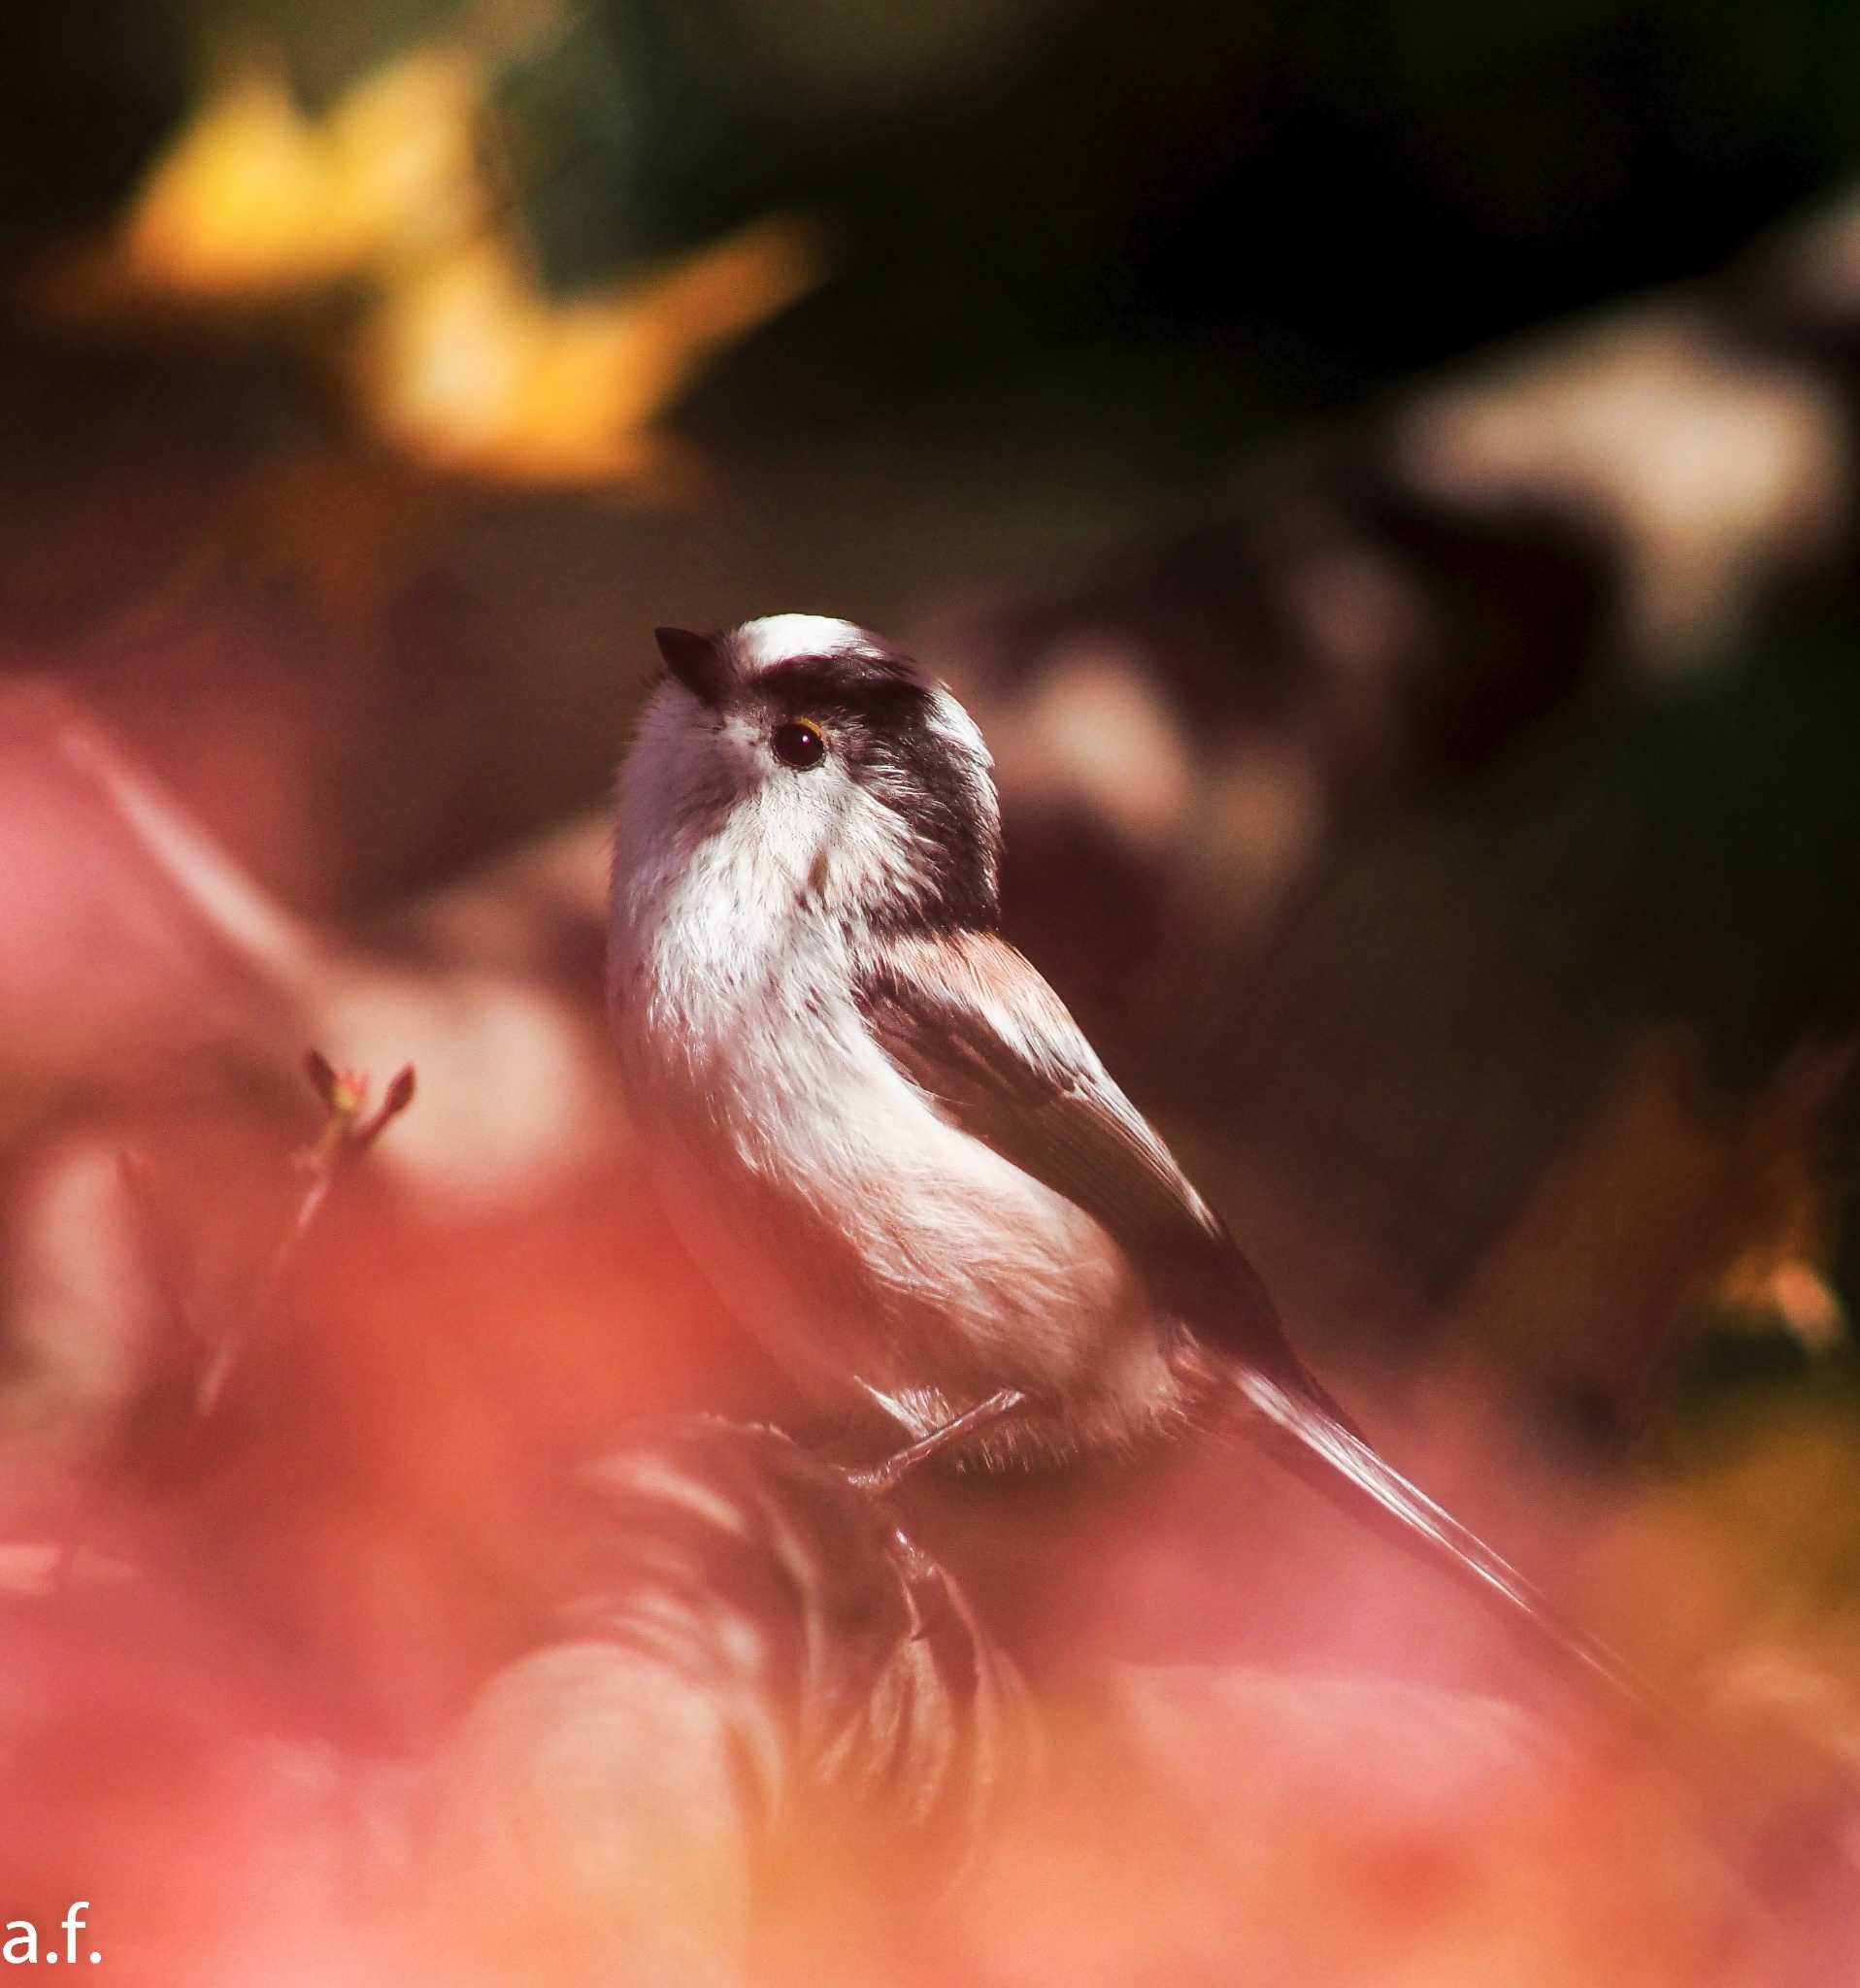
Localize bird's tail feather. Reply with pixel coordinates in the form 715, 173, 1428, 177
1235, 1370, 1682, 1727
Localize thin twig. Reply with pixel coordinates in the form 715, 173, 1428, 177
195, 1051, 415, 1418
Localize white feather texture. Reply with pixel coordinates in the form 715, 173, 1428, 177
732, 613, 871, 668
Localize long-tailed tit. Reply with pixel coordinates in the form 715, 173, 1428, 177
607, 614, 1649, 1695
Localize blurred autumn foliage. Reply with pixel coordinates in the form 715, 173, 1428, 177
4, 1, 1860, 1981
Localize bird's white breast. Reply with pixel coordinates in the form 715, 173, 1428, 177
608, 680, 1190, 1460
610, 796, 1172, 1456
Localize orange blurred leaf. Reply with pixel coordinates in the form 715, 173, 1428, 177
122, 49, 487, 300
350, 214, 829, 484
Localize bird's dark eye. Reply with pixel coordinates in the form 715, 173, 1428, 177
772, 718, 827, 770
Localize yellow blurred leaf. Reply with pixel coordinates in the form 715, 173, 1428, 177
123, 49, 486, 300
350, 215, 829, 484
90, 40, 827, 485
322, 47, 488, 275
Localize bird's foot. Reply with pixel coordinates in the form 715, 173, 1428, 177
849, 1387, 1028, 1493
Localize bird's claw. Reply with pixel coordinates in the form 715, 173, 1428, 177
849, 1386, 1028, 1494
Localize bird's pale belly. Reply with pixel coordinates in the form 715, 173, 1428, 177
633, 1069, 1191, 1465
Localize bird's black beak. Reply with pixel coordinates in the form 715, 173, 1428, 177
654, 627, 731, 710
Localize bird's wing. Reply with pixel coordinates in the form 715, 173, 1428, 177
857, 947, 1691, 1726
852, 928, 1315, 1395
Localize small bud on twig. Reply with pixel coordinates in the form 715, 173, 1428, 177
195, 1047, 420, 1418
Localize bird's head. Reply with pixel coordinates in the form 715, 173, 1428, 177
618, 614, 1002, 936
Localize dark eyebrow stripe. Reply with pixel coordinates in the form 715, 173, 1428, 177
754, 653, 928, 717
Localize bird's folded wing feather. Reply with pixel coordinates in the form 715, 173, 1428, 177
854, 945, 1680, 1721
851, 928, 1316, 1396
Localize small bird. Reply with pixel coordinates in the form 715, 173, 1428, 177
607, 614, 1642, 1689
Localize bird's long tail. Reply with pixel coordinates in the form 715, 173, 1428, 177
1234, 1368, 1684, 1728
1229, 1368, 1860, 1951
